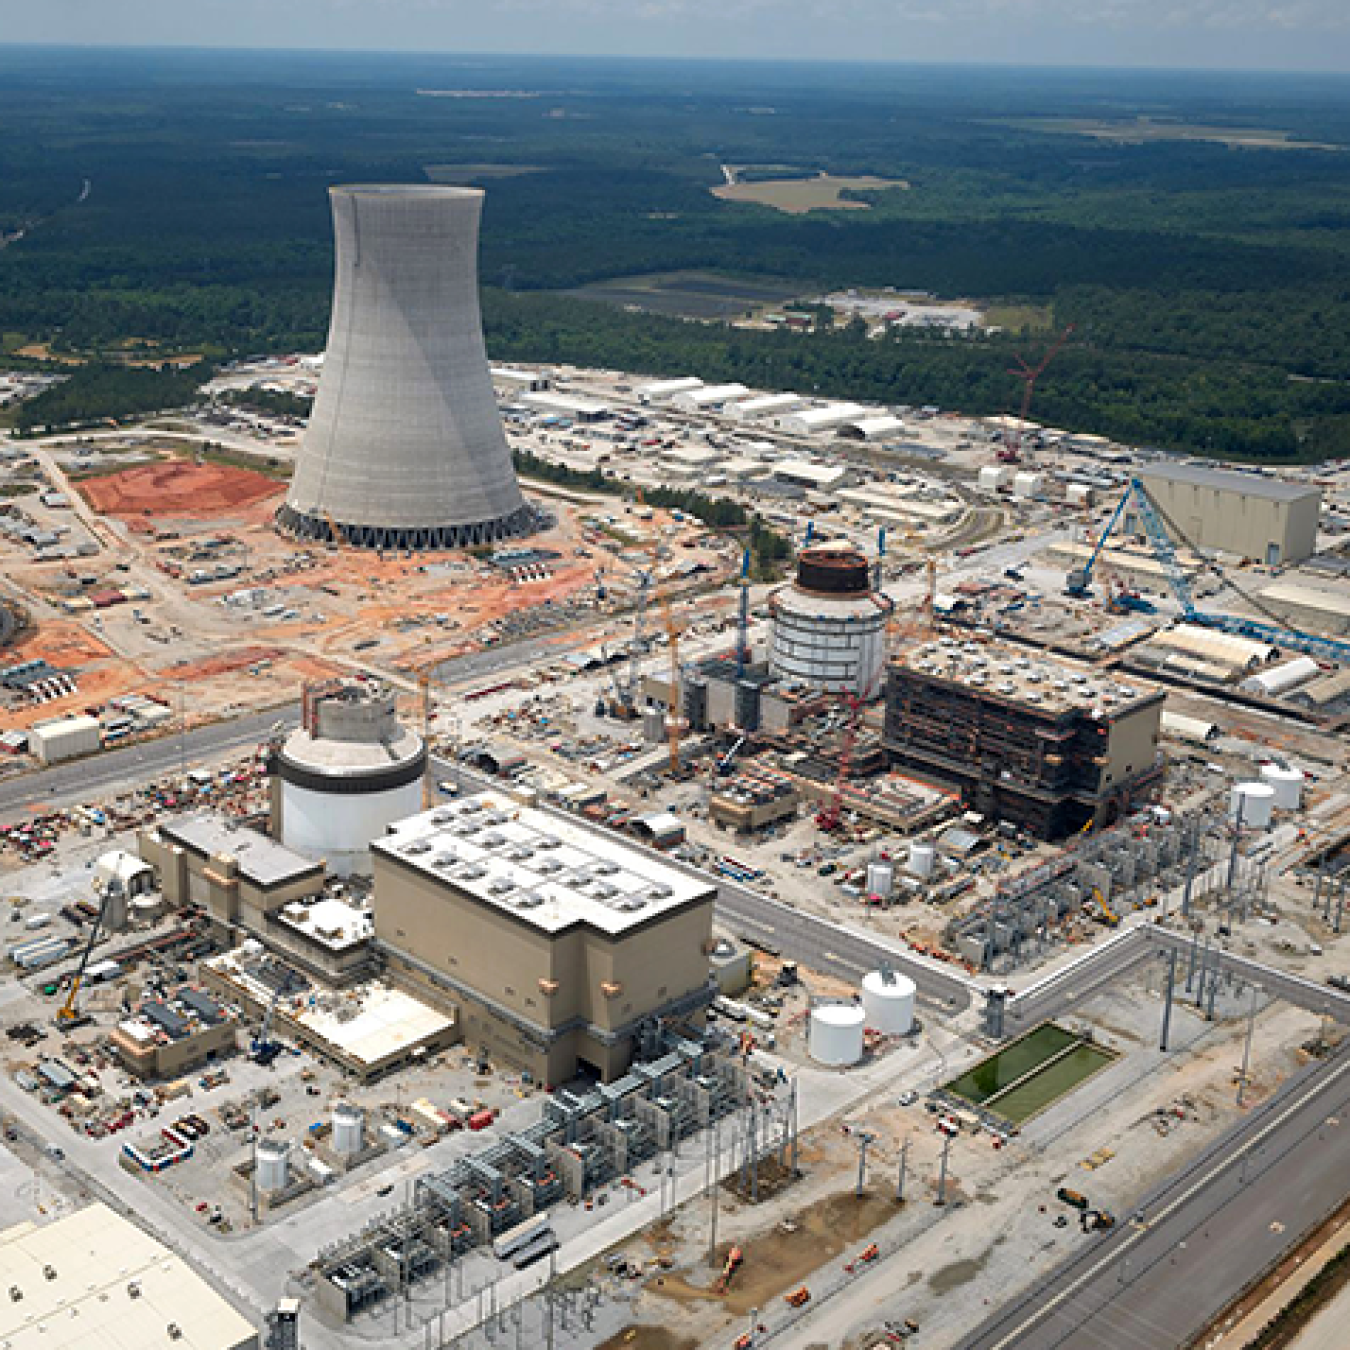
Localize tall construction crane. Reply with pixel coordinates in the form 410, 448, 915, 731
251, 970, 301, 1066
996, 325, 1075, 465
658, 583, 685, 777
1067, 478, 1350, 663
815, 688, 866, 834
733, 547, 752, 682
56, 878, 123, 1029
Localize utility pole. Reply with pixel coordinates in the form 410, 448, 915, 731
707, 1112, 721, 1268
896, 1137, 909, 1203
935, 1128, 954, 1206
1238, 983, 1261, 1106
854, 1131, 876, 1198
1160, 947, 1178, 1052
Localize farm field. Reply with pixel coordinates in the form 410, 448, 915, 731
712, 171, 910, 213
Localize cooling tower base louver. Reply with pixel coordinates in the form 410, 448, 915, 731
276, 501, 543, 553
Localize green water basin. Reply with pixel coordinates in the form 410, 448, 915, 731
945, 1023, 1116, 1125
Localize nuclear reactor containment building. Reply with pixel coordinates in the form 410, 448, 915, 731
278, 185, 537, 551
269, 678, 426, 875
768, 546, 894, 696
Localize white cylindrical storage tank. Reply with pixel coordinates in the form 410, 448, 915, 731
255, 1140, 290, 1193
861, 970, 916, 1036
978, 465, 1010, 492
906, 842, 937, 879
642, 705, 666, 743
1012, 471, 1043, 499
332, 1103, 365, 1157
1260, 764, 1303, 811
808, 1004, 866, 1067
865, 862, 894, 900
1230, 782, 1276, 830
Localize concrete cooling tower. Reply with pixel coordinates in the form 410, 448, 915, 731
278, 184, 538, 551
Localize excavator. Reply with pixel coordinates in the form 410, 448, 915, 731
1090, 887, 1119, 928
714, 1246, 743, 1295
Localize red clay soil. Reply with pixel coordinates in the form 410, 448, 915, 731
13, 621, 114, 668
78, 461, 284, 519
162, 646, 285, 681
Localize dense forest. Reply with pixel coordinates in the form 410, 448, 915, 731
2, 48, 1350, 461
12, 361, 212, 433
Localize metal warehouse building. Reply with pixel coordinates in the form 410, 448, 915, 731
1132, 464, 1321, 566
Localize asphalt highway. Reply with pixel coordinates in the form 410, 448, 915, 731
0, 634, 567, 826
960, 1041, 1350, 1350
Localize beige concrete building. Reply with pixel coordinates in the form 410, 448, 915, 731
1135, 464, 1321, 565
371, 794, 716, 1086
139, 814, 325, 938
110, 985, 238, 1080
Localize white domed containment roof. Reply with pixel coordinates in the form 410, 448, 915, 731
861, 969, 916, 1036
809, 1003, 866, 1066
278, 184, 538, 552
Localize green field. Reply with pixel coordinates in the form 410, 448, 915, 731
4, 49, 1350, 460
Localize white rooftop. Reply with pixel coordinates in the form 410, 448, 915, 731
900, 638, 1158, 718
374, 793, 713, 935
291, 982, 452, 1065
0, 1203, 257, 1350
275, 895, 373, 951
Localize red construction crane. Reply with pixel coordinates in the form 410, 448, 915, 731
816, 689, 866, 834
996, 324, 1075, 465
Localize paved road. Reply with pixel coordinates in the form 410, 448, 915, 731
959, 1042, 1350, 1350
0, 634, 575, 825
0, 706, 296, 822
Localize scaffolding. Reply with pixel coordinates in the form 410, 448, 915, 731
956, 805, 1228, 972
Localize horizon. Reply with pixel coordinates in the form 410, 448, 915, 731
1, 0, 1349, 79
4, 40, 1350, 80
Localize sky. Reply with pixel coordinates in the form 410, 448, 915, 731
3, 0, 1349, 73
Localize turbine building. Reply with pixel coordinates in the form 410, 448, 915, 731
278, 184, 537, 551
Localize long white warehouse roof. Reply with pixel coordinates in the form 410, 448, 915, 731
726, 393, 804, 420
636, 377, 703, 400
838, 415, 906, 441
0, 1203, 258, 1350
670, 383, 750, 410
1150, 623, 1275, 669
782, 403, 869, 433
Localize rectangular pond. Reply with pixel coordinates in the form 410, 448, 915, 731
944, 1023, 1116, 1126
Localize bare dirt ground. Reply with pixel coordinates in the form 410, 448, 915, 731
659, 1190, 898, 1317
76, 459, 284, 519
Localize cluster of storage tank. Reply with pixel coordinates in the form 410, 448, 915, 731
1229, 764, 1304, 830
807, 969, 916, 1068
254, 1101, 367, 1194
